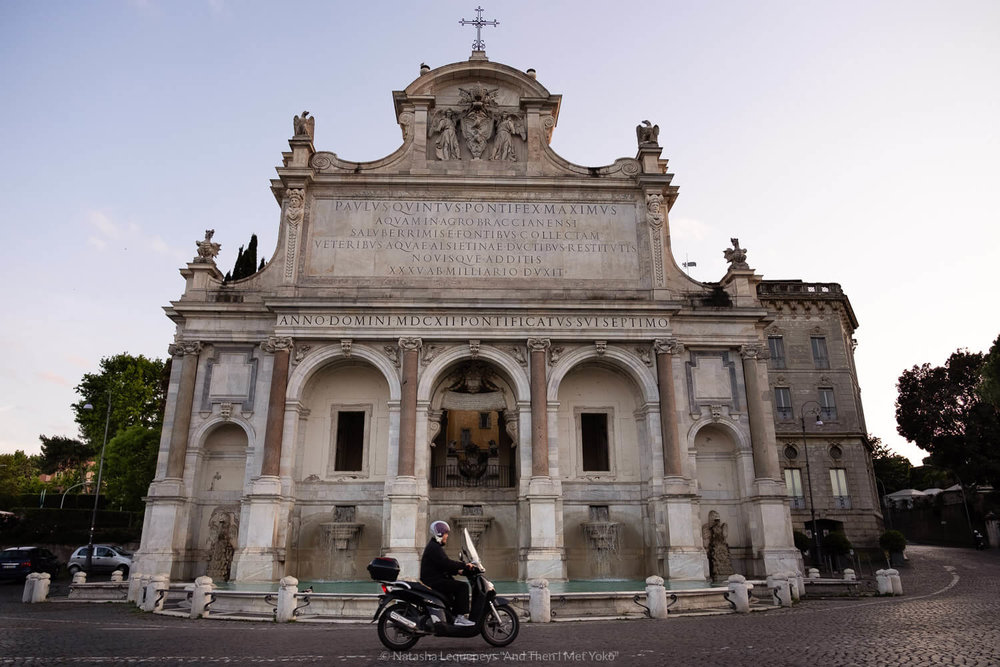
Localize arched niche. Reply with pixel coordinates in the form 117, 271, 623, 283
692, 422, 749, 550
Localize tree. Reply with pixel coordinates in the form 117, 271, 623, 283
0, 451, 45, 495
979, 334, 1000, 409
38, 434, 93, 480
895, 348, 1000, 488
226, 233, 260, 282
72, 354, 167, 448
869, 435, 911, 493
102, 426, 160, 512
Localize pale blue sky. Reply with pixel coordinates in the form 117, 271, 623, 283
1, 1, 998, 465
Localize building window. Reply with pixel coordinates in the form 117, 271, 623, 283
768, 336, 786, 369
818, 387, 837, 421
811, 336, 830, 369
479, 412, 491, 429
830, 468, 851, 509
784, 468, 805, 509
774, 387, 793, 421
332, 410, 366, 472
580, 412, 610, 472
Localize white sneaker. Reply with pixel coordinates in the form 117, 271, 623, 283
453, 614, 475, 627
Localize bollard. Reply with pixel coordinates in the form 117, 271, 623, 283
137, 574, 152, 607
529, 578, 551, 623
843, 568, 856, 581
767, 573, 792, 607
808, 568, 820, 579
31, 572, 51, 603
645, 575, 669, 619
726, 574, 751, 614
110, 569, 124, 583
785, 571, 801, 601
22, 573, 38, 603
887, 568, 903, 595
72, 571, 87, 585
128, 573, 144, 605
145, 574, 169, 612
276, 576, 299, 622
190, 576, 215, 619
875, 569, 892, 595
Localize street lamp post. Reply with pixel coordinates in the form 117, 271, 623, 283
83, 389, 112, 574
799, 400, 824, 569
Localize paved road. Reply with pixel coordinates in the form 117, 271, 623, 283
1, 545, 997, 666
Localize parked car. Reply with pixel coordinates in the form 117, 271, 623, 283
68, 545, 132, 576
0, 546, 61, 581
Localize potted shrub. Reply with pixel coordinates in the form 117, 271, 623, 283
793, 530, 811, 555
822, 531, 853, 571
879, 529, 907, 567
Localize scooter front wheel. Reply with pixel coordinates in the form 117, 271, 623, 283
377, 602, 421, 651
481, 603, 519, 647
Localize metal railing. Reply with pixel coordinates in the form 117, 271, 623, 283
430, 464, 516, 488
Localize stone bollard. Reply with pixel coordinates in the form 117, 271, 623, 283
144, 574, 169, 612
22, 573, 39, 603
128, 573, 144, 605
529, 578, 551, 623
843, 568, 856, 581
645, 575, 669, 619
808, 568, 820, 579
726, 574, 751, 614
31, 573, 51, 603
767, 573, 792, 607
875, 569, 892, 595
785, 571, 801, 601
190, 576, 215, 619
887, 568, 903, 595
72, 571, 87, 585
276, 576, 299, 622
793, 571, 806, 599
110, 569, 124, 583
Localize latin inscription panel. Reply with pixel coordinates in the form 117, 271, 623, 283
305, 198, 640, 281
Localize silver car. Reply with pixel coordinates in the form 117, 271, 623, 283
68, 545, 132, 576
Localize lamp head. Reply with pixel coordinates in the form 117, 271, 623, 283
83, 403, 94, 411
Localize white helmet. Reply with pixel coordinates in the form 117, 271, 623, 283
430, 520, 451, 539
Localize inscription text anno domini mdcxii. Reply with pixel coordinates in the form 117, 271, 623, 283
305, 198, 640, 281
275, 312, 671, 333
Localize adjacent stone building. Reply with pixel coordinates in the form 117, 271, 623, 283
134, 51, 881, 585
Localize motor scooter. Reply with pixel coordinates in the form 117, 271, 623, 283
368, 528, 519, 651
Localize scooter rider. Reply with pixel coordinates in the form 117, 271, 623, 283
421, 520, 476, 626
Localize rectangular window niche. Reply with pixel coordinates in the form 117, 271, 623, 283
327, 404, 372, 477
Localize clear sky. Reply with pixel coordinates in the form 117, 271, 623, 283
1, 1, 998, 465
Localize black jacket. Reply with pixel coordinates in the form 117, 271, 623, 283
420, 538, 466, 586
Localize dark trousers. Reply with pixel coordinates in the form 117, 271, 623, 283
430, 578, 470, 615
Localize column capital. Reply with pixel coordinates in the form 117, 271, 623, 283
740, 343, 769, 361
262, 336, 294, 353
398, 337, 423, 352
527, 338, 551, 352
168, 340, 203, 357
654, 338, 683, 355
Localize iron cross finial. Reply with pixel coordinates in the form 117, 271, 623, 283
459, 6, 499, 52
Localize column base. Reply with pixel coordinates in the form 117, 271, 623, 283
522, 548, 566, 581
660, 547, 709, 581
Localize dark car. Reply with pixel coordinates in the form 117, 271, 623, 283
0, 546, 61, 581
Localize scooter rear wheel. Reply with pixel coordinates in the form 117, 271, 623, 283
377, 602, 421, 651
481, 603, 519, 647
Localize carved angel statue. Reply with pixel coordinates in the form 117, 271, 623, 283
431, 109, 462, 160
491, 113, 526, 161
194, 229, 221, 263
293, 110, 315, 139
636, 120, 660, 146
723, 237, 750, 270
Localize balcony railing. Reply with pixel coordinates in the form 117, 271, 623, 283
833, 495, 852, 509
788, 497, 806, 510
430, 464, 516, 488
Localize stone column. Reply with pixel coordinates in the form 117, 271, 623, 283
528, 338, 550, 477
261, 337, 293, 477
740, 344, 780, 480
166, 341, 202, 478
397, 338, 422, 477
654, 338, 683, 477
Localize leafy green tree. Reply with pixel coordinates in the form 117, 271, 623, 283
72, 354, 167, 448
979, 334, 1000, 409
227, 233, 260, 282
38, 434, 93, 479
895, 348, 1000, 487
0, 451, 45, 495
869, 435, 911, 493
102, 426, 160, 511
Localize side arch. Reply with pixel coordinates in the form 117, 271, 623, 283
286, 343, 402, 402
547, 345, 659, 402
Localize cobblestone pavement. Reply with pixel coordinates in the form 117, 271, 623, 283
1, 545, 997, 666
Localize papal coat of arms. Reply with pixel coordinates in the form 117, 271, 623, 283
458, 83, 500, 159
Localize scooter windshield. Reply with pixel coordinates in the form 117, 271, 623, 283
464, 527, 481, 566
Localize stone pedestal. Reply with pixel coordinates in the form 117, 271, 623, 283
383, 476, 422, 579
231, 476, 283, 582
523, 477, 566, 581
